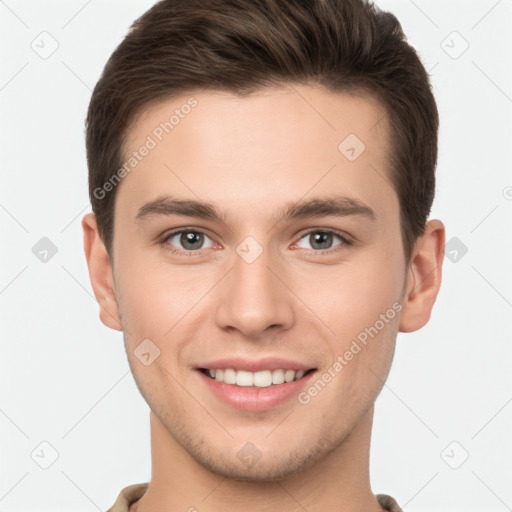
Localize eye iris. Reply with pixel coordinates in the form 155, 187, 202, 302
310, 232, 332, 250
181, 232, 203, 250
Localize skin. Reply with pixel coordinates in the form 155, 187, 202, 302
82, 84, 445, 512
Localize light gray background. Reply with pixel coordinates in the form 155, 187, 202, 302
1, 0, 511, 510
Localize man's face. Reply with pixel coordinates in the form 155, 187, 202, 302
111, 84, 406, 480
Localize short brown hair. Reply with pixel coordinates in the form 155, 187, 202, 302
86, 0, 438, 263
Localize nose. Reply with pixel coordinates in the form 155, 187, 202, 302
214, 243, 295, 339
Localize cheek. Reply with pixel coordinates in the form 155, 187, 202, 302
300, 261, 401, 413
296, 249, 404, 343
114, 254, 217, 374
115, 254, 195, 332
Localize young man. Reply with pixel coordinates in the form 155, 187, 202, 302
82, 0, 445, 510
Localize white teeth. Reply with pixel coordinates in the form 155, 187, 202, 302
272, 369, 285, 384
206, 368, 309, 387
236, 370, 253, 387
284, 369, 296, 383
223, 368, 236, 384
253, 370, 272, 387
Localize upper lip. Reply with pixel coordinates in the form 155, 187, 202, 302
197, 357, 316, 372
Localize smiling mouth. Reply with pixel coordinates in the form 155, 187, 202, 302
199, 368, 316, 387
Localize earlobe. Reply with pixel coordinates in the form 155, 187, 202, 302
398, 219, 445, 333
82, 212, 123, 331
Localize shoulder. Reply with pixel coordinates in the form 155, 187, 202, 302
376, 493, 403, 512
105, 483, 149, 512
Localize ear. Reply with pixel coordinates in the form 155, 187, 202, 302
399, 219, 445, 333
82, 212, 122, 331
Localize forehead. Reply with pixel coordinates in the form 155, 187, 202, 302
117, 84, 394, 222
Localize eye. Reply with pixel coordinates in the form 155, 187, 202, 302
295, 230, 351, 252
161, 229, 216, 254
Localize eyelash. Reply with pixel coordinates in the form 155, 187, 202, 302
158, 228, 353, 257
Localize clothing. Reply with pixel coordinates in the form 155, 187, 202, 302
106, 483, 403, 511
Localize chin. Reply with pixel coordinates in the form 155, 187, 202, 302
185, 436, 329, 483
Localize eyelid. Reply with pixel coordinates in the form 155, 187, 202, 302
159, 227, 218, 254
293, 228, 354, 251
159, 226, 354, 255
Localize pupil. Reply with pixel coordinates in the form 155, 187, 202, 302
181, 232, 203, 250
312, 232, 331, 250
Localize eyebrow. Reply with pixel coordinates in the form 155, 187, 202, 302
134, 194, 376, 226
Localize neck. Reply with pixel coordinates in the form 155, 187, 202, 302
132, 406, 383, 512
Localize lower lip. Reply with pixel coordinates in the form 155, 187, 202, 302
197, 370, 316, 412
